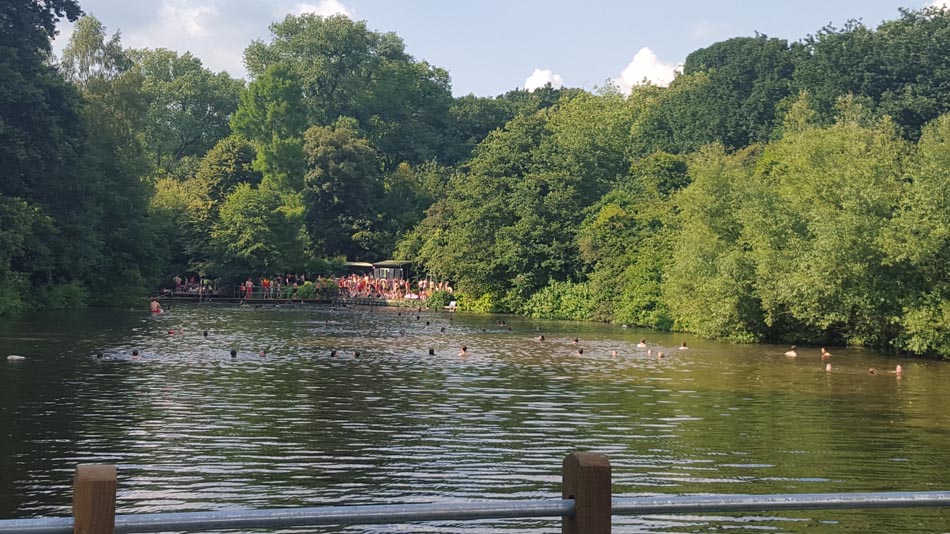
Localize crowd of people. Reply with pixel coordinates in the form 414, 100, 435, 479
336, 274, 452, 300
171, 274, 214, 295
231, 273, 453, 301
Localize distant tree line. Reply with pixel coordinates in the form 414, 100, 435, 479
4, 1, 950, 356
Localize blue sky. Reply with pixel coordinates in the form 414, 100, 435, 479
53, 0, 947, 96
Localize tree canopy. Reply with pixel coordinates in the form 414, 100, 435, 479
9, 3, 950, 358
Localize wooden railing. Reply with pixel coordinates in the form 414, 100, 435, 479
3, 453, 950, 534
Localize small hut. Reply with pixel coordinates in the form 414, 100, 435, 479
344, 262, 374, 276
373, 260, 412, 280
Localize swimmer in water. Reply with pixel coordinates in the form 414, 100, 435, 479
230, 349, 237, 358
537, 335, 545, 341
428, 348, 435, 355
896, 364, 903, 376
679, 342, 688, 350
571, 338, 579, 345
150, 299, 163, 313
330, 350, 337, 358
131, 350, 140, 360
821, 347, 832, 361
458, 345, 468, 356
576, 348, 584, 355
657, 351, 665, 359
784, 345, 798, 357
637, 338, 647, 348
868, 368, 877, 375
611, 350, 618, 358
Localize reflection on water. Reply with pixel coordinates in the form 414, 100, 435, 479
1, 304, 949, 533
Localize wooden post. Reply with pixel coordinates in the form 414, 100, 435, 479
562, 452, 611, 534
73, 464, 117, 534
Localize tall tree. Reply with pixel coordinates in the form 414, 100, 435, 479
244, 14, 454, 166
302, 120, 383, 259
132, 48, 244, 173
793, 9, 950, 139
59, 15, 129, 86
231, 64, 307, 189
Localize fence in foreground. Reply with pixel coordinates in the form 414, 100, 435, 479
2, 453, 950, 533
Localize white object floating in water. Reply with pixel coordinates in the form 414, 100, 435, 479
7, 355, 26, 362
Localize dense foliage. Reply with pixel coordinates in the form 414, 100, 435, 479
6, 1, 950, 356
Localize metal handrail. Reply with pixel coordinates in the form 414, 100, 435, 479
4, 491, 950, 534
611, 490, 950, 513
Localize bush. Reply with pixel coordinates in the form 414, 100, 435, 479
457, 292, 497, 313
296, 281, 316, 299
523, 281, 595, 321
0, 273, 29, 315
35, 281, 89, 310
425, 290, 453, 310
897, 298, 950, 358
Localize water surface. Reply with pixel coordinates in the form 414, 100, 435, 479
1, 304, 948, 532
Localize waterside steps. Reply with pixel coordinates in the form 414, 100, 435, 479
2, 453, 950, 534
333, 296, 406, 307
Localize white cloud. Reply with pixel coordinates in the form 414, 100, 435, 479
690, 20, 723, 41
113, 0, 257, 78
617, 47, 682, 92
290, 0, 354, 18
524, 68, 564, 92
159, 1, 218, 37
928, 0, 950, 7
51, 0, 358, 81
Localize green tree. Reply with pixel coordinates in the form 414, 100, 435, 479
231, 64, 307, 189
793, 9, 950, 140
133, 48, 244, 172
663, 145, 764, 341
681, 35, 796, 147
244, 14, 454, 166
887, 113, 950, 356
745, 99, 905, 345
302, 120, 383, 259
195, 136, 263, 203
59, 15, 129, 86
210, 183, 308, 280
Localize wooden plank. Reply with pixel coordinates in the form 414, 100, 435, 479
73, 465, 116, 534
562, 452, 611, 534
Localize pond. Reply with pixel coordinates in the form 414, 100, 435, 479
1, 304, 948, 533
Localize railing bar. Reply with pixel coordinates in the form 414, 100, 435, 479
613, 491, 950, 514
110, 500, 573, 532
5, 492, 950, 534
0, 517, 72, 534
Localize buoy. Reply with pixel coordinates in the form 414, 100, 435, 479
7, 355, 26, 362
